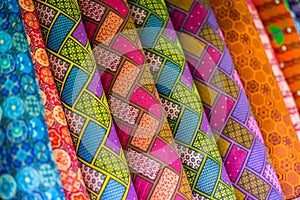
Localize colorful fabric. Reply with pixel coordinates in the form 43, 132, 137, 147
247, 0, 300, 140
211, 0, 300, 199
287, 0, 300, 36
18, 0, 90, 198
33, 0, 138, 199
0, 1, 65, 199
288, 0, 300, 20
252, 0, 300, 112
165, 0, 283, 199
127, 0, 235, 199
78, 0, 193, 199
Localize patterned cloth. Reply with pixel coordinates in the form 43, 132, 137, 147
252, 0, 300, 112
287, 0, 300, 37
126, 0, 235, 199
33, 0, 138, 199
247, 0, 300, 140
165, 0, 283, 199
0, 1, 65, 199
78, 0, 193, 199
18, 0, 90, 198
211, 0, 300, 199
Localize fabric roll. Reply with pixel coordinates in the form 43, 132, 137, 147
165, 0, 284, 199
126, 0, 235, 199
0, 1, 65, 199
252, 0, 300, 111
33, 0, 138, 199
210, 0, 300, 199
78, 0, 193, 199
247, 0, 300, 140
18, 0, 90, 198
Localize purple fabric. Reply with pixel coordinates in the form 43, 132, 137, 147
166, 0, 283, 198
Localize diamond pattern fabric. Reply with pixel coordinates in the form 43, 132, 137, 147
33, 0, 138, 199
126, 0, 235, 199
78, 0, 194, 199
165, 0, 284, 199
0, 1, 65, 199
18, 0, 90, 198
210, 0, 300, 199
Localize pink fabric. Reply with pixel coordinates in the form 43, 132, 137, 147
112, 35, 144, 65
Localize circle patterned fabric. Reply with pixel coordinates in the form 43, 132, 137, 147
18, 0, 90, 199
0, 1, 65, 199
33, 0, 139, 199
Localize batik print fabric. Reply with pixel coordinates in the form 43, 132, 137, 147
210, 0, 300, 199
247, 0, 300, 141
126, 0, 235, 199
252, 0, 300, 112
18, 0, 90, 199
0, 1, 65, 199
165, 0, 284, 199
33, 0, 138, 199
78, 0, 193, 199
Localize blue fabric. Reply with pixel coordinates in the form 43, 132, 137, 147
175, 108, 199, 144
157, 61, 180, 95
0, 2, 65, 199
78, 121, 106, 162
48, 14, 75, 52
101, 178, 126, 200
140, 14, 163, 47
196, 158, 219, 195
61, 66, 89, 106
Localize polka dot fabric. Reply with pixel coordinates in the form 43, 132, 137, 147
0, 1, 65, 199
17, 0, 90, 199
210, 0, 300, 199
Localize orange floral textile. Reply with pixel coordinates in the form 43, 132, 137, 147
18, 0, 90, 199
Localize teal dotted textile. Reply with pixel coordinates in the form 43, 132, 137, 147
0, 1, 65, 199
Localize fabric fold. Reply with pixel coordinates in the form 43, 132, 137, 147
286, 1, 300, 37
33, 0, 138, 199
247, 0, 300, 140
126, 0, 236, 199
210, 0, 300, 199
288, 0, 300, 27
165, 0, 284, 199
78, 0, 194, 199
252, 0, 300, 112
18, 0, 90, 198
0, 1, 65, 199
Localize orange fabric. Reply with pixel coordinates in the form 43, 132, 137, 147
252, 2, 300, 109
210, 0, 300, 199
